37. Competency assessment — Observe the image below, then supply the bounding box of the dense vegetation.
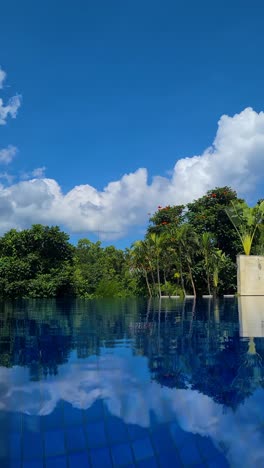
[0,186,263,298]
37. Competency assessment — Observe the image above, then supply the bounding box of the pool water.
[0,297,264,468]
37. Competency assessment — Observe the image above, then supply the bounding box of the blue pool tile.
[106,417,128,444]
[151,425,176,454]
[8,461,22,468]
[208,454,229,468]
[23,415,41,433]
[9,413,22,432]
[198,436,222,461]
[128,424,149,441]
[65,426,86,451]
[158,449,181,468]
[137,457,158,468]
[64,403,83,426]
[111,442,133,466]
[46,455,67,468]
[84,400,104,422]
[68,451,90,468]
[44,430,65,456]
[23,460,44,468]
[179,439,202,466]
[169,422,188,449]
[9,432,21,459]
[86,421,107,448]
[90,447,112,468]
[23,432,43,458]
[132,438,154,461]
[42,406,64,430]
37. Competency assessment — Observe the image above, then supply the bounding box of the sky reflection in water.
[0,297,264,467]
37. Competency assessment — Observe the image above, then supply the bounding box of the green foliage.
[148,204,185,235]
[129,186,254,297]
[73,239,135,298]
[187,186,241,261]
[225,200,264,255]
[94,278,124,297]
[160,281,184,297]
[0,186,262,299]
[0,225,74,298]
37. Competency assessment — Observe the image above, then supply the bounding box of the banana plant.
[225,201,264,255]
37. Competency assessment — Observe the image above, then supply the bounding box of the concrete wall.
[237,255,264,296]
[238,296,264,337]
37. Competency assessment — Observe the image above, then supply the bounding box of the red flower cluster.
[158,205,171,211]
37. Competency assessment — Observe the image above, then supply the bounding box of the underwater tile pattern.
[2,398,230,468]
[3,297,260,467]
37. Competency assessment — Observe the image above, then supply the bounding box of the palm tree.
[147,232,165,298]
[201,232,214,295]
[165,226,186,296]
[211,249,226,297]
[176,224,199,297]
[130,240,152,297]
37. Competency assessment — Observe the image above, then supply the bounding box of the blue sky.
[0,0,264,248]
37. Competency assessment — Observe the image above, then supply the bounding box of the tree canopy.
[0,187,262,298]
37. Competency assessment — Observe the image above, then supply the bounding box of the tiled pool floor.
[2,399,228,468]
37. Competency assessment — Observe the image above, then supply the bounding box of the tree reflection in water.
[0,297,263,412]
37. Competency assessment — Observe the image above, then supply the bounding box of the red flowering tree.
[147,204,185,235]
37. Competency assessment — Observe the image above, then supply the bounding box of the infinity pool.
[0,297,264,468]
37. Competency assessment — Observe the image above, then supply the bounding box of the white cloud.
[0,66,21,125]
[0,107,263,239]
[0,95,22,125]
[0,145,17,164]
[0,67,6,89]
[0,350,264,467]
[21,166,46,180]
[32,166,46,178]
[0,172,14,184]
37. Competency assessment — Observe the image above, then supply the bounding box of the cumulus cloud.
[0,107,263,239]
[0,67,6,89]
[0,351,264,467]
[0,95,22,125]
[0,172,14,185]
[0,66,21,125]
[0,145,17,164]
[21,166,46,180]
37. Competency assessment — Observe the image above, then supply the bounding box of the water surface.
[0,297,264,468]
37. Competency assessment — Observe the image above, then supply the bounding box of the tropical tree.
[187,187,241,260]
[176,224,199,297]
[211,249,226,297]
[147,232,166,297]
[130,240,153,297]
[225,200,264,255]
[201,232,214,295]
[0,225,75,298]
[148,204,185,235]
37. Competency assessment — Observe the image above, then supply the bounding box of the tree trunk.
[187,262,196,297]
[206,270,211,295]
[157,260,162,298]
[149,261,156,292]
[144,270,152,297]
[179,257,186,296]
